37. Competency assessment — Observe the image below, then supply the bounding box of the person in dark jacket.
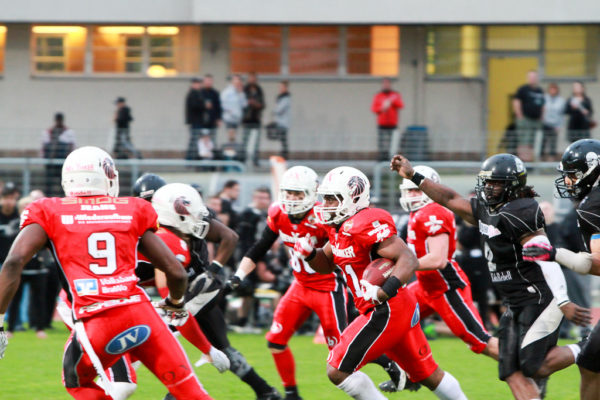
[242,72,265,166]
[565,81,594,143]
[41,113,76,196]
[113,97,140,159]
[185,78,214,160]
[200,74,222,146]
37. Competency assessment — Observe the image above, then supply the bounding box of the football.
[362,258,395,287]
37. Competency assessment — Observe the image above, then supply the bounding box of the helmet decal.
[173,197,191,215]
[103,158,116,179]
[348,176,366,198]
[586,152,598,169]
[515,158,525,173]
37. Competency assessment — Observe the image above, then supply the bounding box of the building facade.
[0,0,599,159]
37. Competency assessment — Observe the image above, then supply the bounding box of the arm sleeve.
[20,200,50,233]
[245,226,279,263]
[393,93,404,109]
[137,200,159,235]
[501,199,544,240]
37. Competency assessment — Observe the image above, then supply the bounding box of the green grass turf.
[0,325,581,399]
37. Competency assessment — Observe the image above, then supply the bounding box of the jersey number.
[484,242,496,272]
[88,232,117,275]
[345,265,364,298]
[289,248,317,274]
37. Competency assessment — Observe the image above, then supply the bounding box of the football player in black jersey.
[392,153,591,400]
[523,138,600,400]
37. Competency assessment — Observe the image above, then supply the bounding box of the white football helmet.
[279,166,318,215]
[315,166,370,225]
[399,165,441,212]
[152,183,210,239]
[62,146,119,197]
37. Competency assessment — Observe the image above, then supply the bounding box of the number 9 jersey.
[21,196,158,319]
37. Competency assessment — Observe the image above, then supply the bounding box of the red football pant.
[62,301,211,400]
[266,280,347,349]
[328,289,438,383]
[409,281,491,353]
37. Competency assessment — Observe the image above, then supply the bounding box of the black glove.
[206,261,225,288]
[224,275,242,295]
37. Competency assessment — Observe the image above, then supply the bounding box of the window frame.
[541,25,598,82]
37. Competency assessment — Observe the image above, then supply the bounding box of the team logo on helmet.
[102,158,116,179]
[347,176,365,198]
[173,197,191,215]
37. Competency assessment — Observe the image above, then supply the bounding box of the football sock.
[336,371,387,400]
[241,368,273,395]
[432,372,467,400]
[567,344,581,361]
[177,317,212,353]
[272,347,297,387]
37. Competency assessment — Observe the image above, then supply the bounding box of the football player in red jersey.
[0,147,211,400]
[294,166,468,400]
[400,165,498,359]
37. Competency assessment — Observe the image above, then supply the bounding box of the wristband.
[234,269,248,280]
[305,248,317,262]
[0,313,4,326]
[381,276,402,298]
[410,172,425,187]
[208,261,223,274]
[211,260,223,268]
[168,295,184,306]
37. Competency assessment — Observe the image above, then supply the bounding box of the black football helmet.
[555,139,600,200]
[132,173,166,201]
[475,153,527,209]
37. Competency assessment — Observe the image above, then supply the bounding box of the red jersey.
[325,207,397,314]
[21,196,157,319]
[267,202,337,291]
[407,202,467,296]
[139,227,191,268]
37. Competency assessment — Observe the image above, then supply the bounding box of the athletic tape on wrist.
[234,269,248,280]
[0,313,4,326]
[381,276,402,298]
[410,172,425,187]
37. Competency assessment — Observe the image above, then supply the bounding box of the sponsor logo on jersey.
[74,279,99,296]
[411,303,420,328]
[478,221,501,238]
[61,215,74,225]
[73,213,133,224]
[367,222,391,243]
[79,295,142,314]
[81,204,116,211]
[99,275,138,285]
[424,215,444,234]
[105,325,151,354]
[270,321,283,334]
[343,220,353,232]
[331,244,356,258]
[490,271,512,282]
[279,230,300,244]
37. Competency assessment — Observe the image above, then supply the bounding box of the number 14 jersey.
[21,196,158,319]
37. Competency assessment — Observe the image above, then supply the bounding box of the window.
[0,26,5,75]
[426,26,481,77]
[347,26,399,76]
[31,26,87,74]
[229,25,400,77]
[230,26,282,74]
[92,26,200,76]
[486,26,539,51]
[545,25,599,78]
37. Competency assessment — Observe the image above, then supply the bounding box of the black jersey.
[471,197,552,307]
[576,187,600,250]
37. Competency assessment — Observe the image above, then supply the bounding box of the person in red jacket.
[371,78,404,160]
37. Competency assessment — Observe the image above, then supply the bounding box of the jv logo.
[106,325,151,354]
[74,279,98,296]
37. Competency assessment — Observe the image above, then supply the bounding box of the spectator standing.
[199,74,222,145]
[272,81,291,159]
[242,72,265,165]
[542,83,566,160]
[0,183,21,335]
[565,81,594,143]
[41,113,76,196]
[233,187,273,329]
[513,70,545,161]
[219,179,240,230]
[221,74,248,143]
[113,97,140,159]
[185,77,214,160]
[371,78,404,161]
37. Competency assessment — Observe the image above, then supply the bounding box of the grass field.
[0,325,581,400]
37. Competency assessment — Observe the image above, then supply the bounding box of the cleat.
[256,387,282,400]
[379,361,406,392]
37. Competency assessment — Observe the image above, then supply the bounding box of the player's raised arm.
[138,230,187,300]
[391,154,475,225]
[295,239,336,274]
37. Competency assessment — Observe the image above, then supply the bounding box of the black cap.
[115,97,126,104]
[2,182,19,197]
[191,77,202,83]
[54,112,64,121]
